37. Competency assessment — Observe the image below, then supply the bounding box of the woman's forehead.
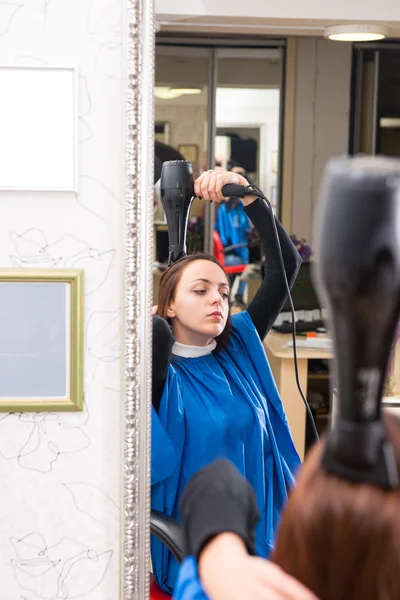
[180,260,229,285]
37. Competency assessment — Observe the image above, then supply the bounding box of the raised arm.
[245,198,301,340]
[194,169,301,342]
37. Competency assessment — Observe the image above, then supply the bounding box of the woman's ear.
[167,303,175,318]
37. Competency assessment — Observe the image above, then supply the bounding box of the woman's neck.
[172,339,217,358]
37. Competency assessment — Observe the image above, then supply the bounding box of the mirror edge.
[123,0,155,599]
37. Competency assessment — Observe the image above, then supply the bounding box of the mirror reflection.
[150,33,368,600]
[151,41,298,595]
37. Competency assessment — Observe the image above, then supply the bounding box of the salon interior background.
[156,0,400,243]
[154,38,351,245]
[1,0,400,598]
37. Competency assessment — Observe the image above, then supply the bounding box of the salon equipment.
[151,510,185,563]
[159,163,254,266]
[273,320,324,334]
[213,230,247,275]
[313,155,400,488]
[150,508,185,600]
[160,160,195,265]
[272,262,324,334]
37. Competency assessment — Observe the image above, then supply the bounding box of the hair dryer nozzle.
[314,155,400,487]
[161,160,195,265]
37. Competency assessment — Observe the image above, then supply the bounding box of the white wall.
[156,0,400,24]
[0,1,123,598]
[291,38,352,241]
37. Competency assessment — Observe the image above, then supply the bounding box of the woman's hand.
[194,170,257,206]
[199,533,318,600]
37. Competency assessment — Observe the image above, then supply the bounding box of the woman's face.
[167,260,230,346]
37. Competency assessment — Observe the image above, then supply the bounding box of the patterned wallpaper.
[0,1,124,598]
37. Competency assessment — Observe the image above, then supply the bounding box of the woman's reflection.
[151,169,301,596]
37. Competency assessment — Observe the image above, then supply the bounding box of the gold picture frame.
[0,268,84,412]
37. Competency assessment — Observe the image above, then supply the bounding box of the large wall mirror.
[149,34,296,600]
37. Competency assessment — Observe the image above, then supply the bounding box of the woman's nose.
[210,290,222,304]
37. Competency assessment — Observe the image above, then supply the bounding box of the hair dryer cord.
[249,184,319,445]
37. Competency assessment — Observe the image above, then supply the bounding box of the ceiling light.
[154,86,202,100]
[380,118,400,128]
[171,88,202,95]
[324,24,389,42]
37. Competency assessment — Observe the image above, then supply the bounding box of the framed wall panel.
[0,269,84,411]
[0,65,78,191]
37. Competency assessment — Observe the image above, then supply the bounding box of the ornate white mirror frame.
[123,0,155,598]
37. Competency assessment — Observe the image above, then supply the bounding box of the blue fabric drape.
[151,311,300,595]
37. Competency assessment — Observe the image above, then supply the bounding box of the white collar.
[172,339,217,358]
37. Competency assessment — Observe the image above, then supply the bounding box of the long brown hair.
[156,253,232,352]
[272,413,400,600]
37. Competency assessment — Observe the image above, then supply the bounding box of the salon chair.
[151,510,185,563]
[150,510,185,599]
[213,230,249,304]
[213,230,247,276]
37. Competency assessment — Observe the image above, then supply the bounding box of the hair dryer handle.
[221,183,245,198]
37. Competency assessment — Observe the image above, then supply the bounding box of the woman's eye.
[221,293,229,299]
[194,289,206,295]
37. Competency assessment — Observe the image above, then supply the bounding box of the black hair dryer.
[313,155,400,488]
[160,159,253,265]
[160,160,195,265]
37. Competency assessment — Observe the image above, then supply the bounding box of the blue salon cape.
[215,202,250,263]
[173,557,206,600]
[151,311,300,595]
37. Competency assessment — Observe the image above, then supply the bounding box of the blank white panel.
[0,66,78,191]
[0,282,70,398]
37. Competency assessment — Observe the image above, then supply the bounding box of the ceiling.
[156,15,400,38]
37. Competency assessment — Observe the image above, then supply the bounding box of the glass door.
[213,47,283,304]
[350,43,400,156]
[154,39,285,277]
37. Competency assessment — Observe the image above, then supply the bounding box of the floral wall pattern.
[0,1,124,598]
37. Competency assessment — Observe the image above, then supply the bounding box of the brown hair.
[272,413,400,600]
[156,253,232,352]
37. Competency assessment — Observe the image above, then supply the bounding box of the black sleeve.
[152,314,175,412]
[244,198,302,341]
[179,460,260,560]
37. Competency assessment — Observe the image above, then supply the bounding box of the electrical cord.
[247,184,319,444]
